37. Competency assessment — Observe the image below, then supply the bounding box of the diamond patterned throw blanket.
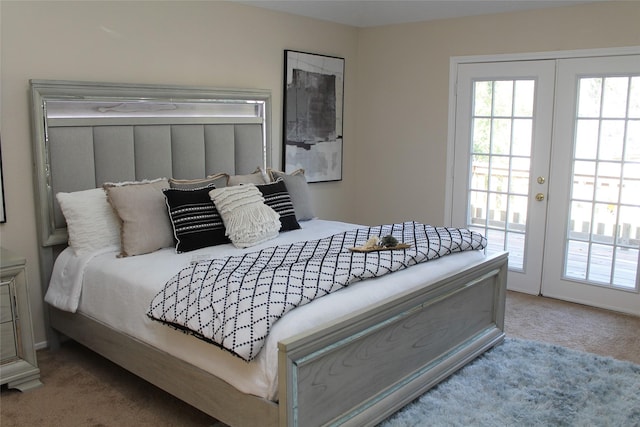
[147,222,486,361]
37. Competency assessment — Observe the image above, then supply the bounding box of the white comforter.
[46,219,486,400]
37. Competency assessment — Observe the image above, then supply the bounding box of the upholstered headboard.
[30,80,272,248]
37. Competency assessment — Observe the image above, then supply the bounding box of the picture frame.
[283,50,344,183]
[0,137,6,223]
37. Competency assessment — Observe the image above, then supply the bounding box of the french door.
[451,52,640,315]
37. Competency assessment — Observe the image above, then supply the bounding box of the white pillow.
[209,184,280,248]
[56,188,121,256]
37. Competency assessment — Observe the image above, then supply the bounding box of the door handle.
[536,193,545,201]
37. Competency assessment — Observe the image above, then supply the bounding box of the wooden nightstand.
[0,247,42,391]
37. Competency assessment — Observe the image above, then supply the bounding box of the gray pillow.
[227,168,269,186]
[269,169,315,221]
[169,173,228,189]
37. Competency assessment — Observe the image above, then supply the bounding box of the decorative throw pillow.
[163,185,229,253]
[209,184,280,248]
[268,169,315,221]
[227,167,269,186]
[169,173,228,190]
[56,188,121,256]
[104,178,174,257]
[256,181,300,232]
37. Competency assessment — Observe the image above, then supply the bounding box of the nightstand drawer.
[1,321,18,361]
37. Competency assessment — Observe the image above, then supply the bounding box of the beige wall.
[0,0,638,347]
[0,0,358,346]
[354,1,640,226]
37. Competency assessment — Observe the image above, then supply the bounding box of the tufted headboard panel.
[30,80,271,247]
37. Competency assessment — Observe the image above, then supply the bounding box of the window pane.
[512,118,532,156]
[599,120,625,161]
[594,162,621,203]
[588,243,613,283]
[493,81,513,116]
[617,206,640,247]
[514,80,534,117]
[578,78,602,118]
[569,201,592,238]
[510,157,530,195]
[613,247,638,289]
[621,162,640,205]
[602,77,629,118]
[506,232,525,270]
[575,119,599,159]
[489,156,509,192]
[471,155,489,190]
[474,81,493,116]
[593,203,616,242]
[486,228,506,254]
[488,192,507,225]
[469,191,488,225]
[625,120,640,162]
[629,77,640,118]
[572,161,596,201]
[508,195,528,230]
[565,240,589,280]
[472,118,491,154]
[492,118,511,155]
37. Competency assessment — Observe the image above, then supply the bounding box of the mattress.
[47,219,486,401]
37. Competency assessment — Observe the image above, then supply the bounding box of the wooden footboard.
[48,251,507,427]
[279,251,507,426]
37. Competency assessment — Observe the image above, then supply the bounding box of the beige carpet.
[1,291,639,426]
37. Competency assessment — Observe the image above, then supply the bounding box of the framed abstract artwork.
[283,50,344,183]
[0,137,5,223]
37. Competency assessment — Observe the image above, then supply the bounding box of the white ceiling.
[235,0,600,27]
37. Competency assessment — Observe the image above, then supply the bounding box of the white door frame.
[445,46,640,226]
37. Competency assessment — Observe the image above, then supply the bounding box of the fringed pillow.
[209,184,280,248]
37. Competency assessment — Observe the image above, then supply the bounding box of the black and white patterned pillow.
[257,180,301,232]
[163,185,229,253]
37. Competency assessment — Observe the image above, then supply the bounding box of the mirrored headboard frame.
[30,79,272,247]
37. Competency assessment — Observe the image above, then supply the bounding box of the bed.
[30,79,508,426]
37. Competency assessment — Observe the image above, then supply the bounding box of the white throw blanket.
[147,222,487,361]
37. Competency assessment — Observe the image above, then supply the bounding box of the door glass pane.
[577,78,602,117]
[468,79,535,272]
[565,240,589,280]
[602,77,628,118]
[514,80,534,116]
[564,75,640,290]
[510,158,530,195]
[493,81,513,116]
[599,120,625,160]
[625,120,640,161]
[575,119,599,159]
[489,156,509,192]
[621,162,640,204]
[569,200,592,238]
[572,161,596,200]
[474,81,493,116]
[629,77,640,118]
[472,118,491,153]
[492,119,512,154]
[512,119,532,156]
